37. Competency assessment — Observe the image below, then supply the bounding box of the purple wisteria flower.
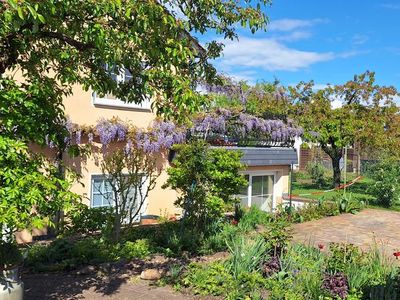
[88,132,94,144]
[95,119,128,145]
[134,120,185,154]
[75,130,82,144]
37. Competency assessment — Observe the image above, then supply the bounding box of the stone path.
[23,272,195,300]
[292,208,400,253]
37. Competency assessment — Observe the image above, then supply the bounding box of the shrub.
[119,239,152,259]
[0,242,23,269]
[238,205,271,230]
[182,262,234,296]
[367,159,400,207]
[326,243,362,273]
[287,199,339,223]
[26,237,117,272]
[182,262,267,299]
[163,141,247,231]
[262,216,292,256]
[65,204,114,235]
[306,162,326,187]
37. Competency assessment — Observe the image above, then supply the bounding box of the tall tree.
[1,0,271,124]
[0,0,271,238]
[289,72,399,187]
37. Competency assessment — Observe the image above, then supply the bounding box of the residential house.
[15,72,298,242]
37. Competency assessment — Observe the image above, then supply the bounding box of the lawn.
[292,171,376,203]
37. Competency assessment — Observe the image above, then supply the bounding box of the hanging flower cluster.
[45,117,186,154]
[192,108,303,147]
[96,118,128,145]
[133,120,186,154]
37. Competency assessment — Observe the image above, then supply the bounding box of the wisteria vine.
[192,108,303,147]
[45,108,302,152]
[45,117,186,154]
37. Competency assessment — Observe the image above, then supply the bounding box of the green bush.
[287,199,339,223]
[182,262,267,299]
[163,141,247,231]
[25,237,118,272]
[325,243,362,273]
[119,239,152,259]
[238,205,271,230]
[306,162,326,187]
[262,216,292,256]
[64,204,114,235]
[367,159,400,207]
[0,242,23,268]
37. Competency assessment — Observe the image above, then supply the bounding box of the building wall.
[245,165,290,207]
[61,85,182,216]
[14,80,292,242]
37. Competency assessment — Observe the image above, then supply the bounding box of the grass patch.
[292,173,376,203]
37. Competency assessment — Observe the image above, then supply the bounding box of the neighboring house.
[16,76,298,242]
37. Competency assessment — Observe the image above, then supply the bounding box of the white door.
[250,175,274,212]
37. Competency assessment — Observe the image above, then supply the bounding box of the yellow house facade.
[64,83,297,214]
[16,78,297,242]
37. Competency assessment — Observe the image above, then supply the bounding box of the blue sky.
[208,0,400,89]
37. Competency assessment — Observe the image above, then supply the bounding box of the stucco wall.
[14,80,292,241]
[245,165,290,207]
[61,85,183,216]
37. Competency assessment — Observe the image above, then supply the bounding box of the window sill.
[92,95,152,112]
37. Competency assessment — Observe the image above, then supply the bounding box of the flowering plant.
[192,108,302,147]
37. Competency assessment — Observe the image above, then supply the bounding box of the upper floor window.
[92,65,151,110]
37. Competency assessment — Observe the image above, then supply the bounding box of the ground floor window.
[91,175,114,208]
[237,173,275,212]
[90,175,146,221]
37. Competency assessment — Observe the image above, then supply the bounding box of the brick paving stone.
[292,208,400,256]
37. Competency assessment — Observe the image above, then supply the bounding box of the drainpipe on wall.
[289,163,293,213]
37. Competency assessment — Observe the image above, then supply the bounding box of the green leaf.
[26,4,37,19]
[7,0,17,9]
[37,14,46,24]
[17,7,24,20]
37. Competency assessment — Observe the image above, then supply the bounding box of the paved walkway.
[292,208,400,253]
[23,272,195,300]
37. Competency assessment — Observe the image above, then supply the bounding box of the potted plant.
[0,242,24,300]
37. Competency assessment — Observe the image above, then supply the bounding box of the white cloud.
[276,31,312,42]
[219,37,335,72]
[268,18,327,32]
[380,3,400,9]
[352,34,369,45]
[393,95,400,105]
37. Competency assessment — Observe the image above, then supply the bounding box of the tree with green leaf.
[163,141,247,230]
[289,71,399,187]
[0,137,78,242]
[1,0,271,122]
[0,0,270,238]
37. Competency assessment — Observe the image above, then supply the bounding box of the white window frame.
[92,66,151,111]
[89,174,148,221]
[239,171,277,212]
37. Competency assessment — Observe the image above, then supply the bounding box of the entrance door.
[251,175,274,212]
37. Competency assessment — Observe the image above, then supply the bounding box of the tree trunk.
[332,155,341,188]
[50,148,65,236]
[112,214,121,242]
[321,143,343,188]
